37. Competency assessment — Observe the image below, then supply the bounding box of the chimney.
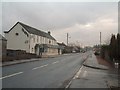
[48,31,51,35]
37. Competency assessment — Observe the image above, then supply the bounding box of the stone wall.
[4,49,39,62]
[42,48,59,57]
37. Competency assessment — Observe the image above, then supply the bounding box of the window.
[43,37,45,44]
[22,28,29,37]
[25,40,28,44]
[15,33,19,36]
[49,40,51,44]
[45,38,46,44]
[44,48,47,52]
[32,48,34,52]
[33,35,35,43]
[45,38,47,44]
[52,40,53,45]
[39,36,41,43]
[37,36,39,42]
[41,37,43,43]
[47,39,49,44]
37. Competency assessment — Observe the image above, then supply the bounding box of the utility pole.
[99,32,102,53]
[100,32,101,46]
[67,33,68,46]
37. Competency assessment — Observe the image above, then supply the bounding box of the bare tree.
[104,36,111,45]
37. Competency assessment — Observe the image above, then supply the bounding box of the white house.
[4,22,60,57]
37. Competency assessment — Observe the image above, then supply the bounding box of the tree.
[100,44,109,59]
[116,33,120,61]
[109,34,117,61]
[104,36,111,45]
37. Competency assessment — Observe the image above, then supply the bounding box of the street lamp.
[66,33,71,46]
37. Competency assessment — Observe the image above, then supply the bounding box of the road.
[2,53,89,88]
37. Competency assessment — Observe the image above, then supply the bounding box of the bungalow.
[4,22,59,57]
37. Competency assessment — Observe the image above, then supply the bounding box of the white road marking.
[0,72,23,80]
[65,65,84,88]
[32,64,48,70]
[65,80,72,88]
[82,70,87,78]
[73,65,84,79]
[52,61,59,64]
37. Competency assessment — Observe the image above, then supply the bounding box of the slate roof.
[37,44,59,49]
[57,42,66,47]
[4,22,56,41]
[57,42,66,49]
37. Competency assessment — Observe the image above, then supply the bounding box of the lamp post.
[66,33,71,46]
[99,32,102,54]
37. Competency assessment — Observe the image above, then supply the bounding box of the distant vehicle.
[94,51,100,55]
[80,50,85,53]
[72,51,76,53]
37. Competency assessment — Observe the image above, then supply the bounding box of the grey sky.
[2,2,118,46]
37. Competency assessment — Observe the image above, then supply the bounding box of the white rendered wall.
[5,23,30,52]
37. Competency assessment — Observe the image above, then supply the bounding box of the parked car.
[94,51,100,55]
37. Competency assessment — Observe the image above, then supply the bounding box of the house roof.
[0,34,7,41]
[4,22,56,41]
[57,42,66,49]
[57,42,66,47]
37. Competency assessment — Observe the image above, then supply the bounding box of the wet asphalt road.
[2,53,89,88]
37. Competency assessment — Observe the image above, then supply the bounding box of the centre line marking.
[0,72,23,80]
[52,61,59,64]
[32,64,48,70]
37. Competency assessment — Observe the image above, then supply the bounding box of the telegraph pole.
[67,33,68,46]
[100,32,101,46]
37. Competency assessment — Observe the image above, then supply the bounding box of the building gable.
[4,22,19,33]
[4,22,30,52]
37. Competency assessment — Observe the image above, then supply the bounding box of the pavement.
[69,53,119,89]
[0,58,41,67]
[83,54,109,70]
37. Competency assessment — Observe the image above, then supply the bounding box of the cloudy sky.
[2,1,118,46]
